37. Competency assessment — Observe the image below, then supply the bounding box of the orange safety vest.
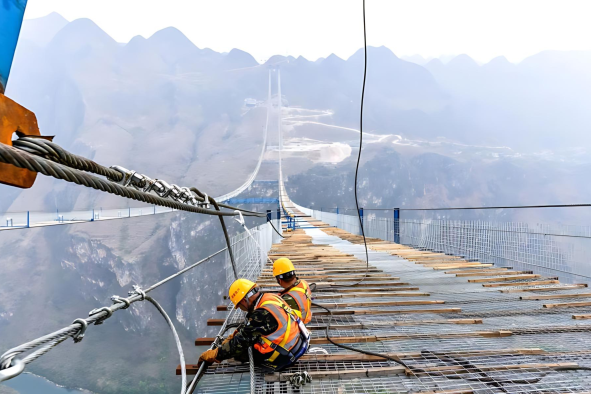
[281,279,312,324]
[253,293,301,363]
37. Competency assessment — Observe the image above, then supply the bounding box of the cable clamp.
[88,307,113,325]
[214,335,225,348]
[129,285,146,301]
[140,175,157,193]
[111,295,131,309]
[169,184,183,201]
[153,179,172,198]
[71,318,88,343]
[179,187,193,204]
[108,165,135,187]
[199,193,210,209]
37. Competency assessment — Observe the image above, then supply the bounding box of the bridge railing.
[0,206,178,230]
[294,203,591,284]
[225,218,282,288]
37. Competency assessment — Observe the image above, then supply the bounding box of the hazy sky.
[24,0,591,63]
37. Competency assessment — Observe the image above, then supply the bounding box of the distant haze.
[24,0,591,63]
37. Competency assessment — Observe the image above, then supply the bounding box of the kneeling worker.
[273,258,313,324]
[198,278,309,371]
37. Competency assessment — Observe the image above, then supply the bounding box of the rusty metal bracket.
[0,94,41,188]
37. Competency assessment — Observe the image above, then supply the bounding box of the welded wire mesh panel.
[225,220,281,288]
[398,219,591,283]
[296,202,591,283]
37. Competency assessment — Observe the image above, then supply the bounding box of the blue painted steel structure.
[393,208,400,244]
[0,0,27,93]
[225,197,279,205]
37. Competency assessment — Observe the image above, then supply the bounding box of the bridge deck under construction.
[190,209,591,393]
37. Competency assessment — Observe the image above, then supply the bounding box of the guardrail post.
[26,211,30,228]
[154,205,156,215]
[394,208,400,244]
[129,207,131,218]
[91,209,95,222]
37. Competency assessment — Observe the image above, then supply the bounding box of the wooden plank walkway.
[187,208,591,393]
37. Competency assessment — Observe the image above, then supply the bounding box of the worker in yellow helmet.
[273,258,313,324]
[198,278,309,371]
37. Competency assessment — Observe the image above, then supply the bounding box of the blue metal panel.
[225,197,279,204]
[0,0,27,93]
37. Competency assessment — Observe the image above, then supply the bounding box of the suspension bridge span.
[3,6,591,394]
[0,68,276,232]
[3,62,591,394]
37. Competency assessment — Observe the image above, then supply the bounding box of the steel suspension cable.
[0,142,264,218]
[8,136,263,216]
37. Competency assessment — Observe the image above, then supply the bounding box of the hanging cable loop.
[0,359,25,383]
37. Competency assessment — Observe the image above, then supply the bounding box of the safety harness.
[282,279,312,324]
[254,294,310,365]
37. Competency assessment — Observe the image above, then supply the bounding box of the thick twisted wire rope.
[12,136,262,216]
[13,136,124,180]
[0,143,263,218]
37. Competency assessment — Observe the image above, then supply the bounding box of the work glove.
[222,329,238,345]
[198,348,220,365]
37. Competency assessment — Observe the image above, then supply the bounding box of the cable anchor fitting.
[88,307,113,325]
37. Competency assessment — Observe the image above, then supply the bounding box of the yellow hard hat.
[228,278,257,306]
[273,258,296,277]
